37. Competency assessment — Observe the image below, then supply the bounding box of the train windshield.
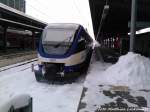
[42,28,75,55]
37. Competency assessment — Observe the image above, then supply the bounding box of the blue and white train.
[34,23,93,81]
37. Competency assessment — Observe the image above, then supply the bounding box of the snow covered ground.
[79,52,150,112]
[1,52,150,112]
[0,61,84,112]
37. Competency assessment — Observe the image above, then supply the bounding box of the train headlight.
[60,72,65,77]
[57,71,65,77]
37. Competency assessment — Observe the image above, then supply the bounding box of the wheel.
[8,106,14,112]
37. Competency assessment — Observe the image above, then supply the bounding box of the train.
[33,23,94,82]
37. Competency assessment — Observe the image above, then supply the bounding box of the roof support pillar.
[130,0,137,52]
[31,31,36,50]
[2,26,8,52]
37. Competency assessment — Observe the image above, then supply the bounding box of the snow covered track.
[0,61,84,112]
[0,58,38,72]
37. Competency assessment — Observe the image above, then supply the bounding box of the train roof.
[46,23,80,30]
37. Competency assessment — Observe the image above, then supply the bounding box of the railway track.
[0,50,37,68]
[0,58,37,72]
[0,51,36,60]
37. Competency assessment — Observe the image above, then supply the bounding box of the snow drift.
[103,52,150,89]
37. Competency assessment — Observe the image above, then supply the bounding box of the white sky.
[26,0,95,38]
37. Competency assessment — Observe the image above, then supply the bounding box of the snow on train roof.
[0,3,46,25]
[46,23,80,30]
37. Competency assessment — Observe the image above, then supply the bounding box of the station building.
[0,0,46,53]
[0,0,25,12]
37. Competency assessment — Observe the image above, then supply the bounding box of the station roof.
[89,0,150,36]
[0,3,47,31]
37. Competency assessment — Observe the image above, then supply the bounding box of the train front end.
[34,24,84,82]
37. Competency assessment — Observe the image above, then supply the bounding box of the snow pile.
[81,55,150,112]
[0,94,31,112]
[103,52,150,89]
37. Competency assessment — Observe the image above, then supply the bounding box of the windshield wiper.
[54,36,73,48]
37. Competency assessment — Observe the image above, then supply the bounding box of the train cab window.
[42,28,75,55]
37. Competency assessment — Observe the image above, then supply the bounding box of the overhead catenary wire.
[29,0,90,27]
[31,0,62,22]
[27,4,56,22]
[32,0,86,24]
[26,2,57,22]
[72,0,89,26]
[32,0,50,9]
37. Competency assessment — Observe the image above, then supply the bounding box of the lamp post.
[130,0,137,52]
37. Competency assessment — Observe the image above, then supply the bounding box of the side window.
[75,30,86,52]
[80,29,93,48]
[76,36,86,51]
[78,36,85,43]
[78,29,87,45]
